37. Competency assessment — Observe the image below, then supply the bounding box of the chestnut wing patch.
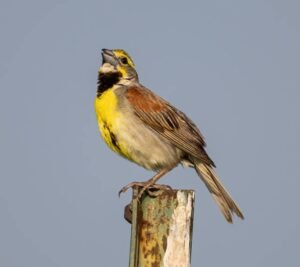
[126,86,215,166]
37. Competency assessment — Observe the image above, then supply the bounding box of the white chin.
[99,63,116,73]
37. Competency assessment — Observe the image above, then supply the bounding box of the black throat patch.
[97,72,121,96]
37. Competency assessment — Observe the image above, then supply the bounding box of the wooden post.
[129,188,195,267]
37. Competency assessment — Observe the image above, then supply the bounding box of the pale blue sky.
[1,1,300,266]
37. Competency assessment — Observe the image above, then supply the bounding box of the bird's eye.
[120,57,128,64]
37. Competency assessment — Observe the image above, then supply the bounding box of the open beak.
[102,49,118,66]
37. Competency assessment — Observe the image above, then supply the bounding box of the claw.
[146,184,173,197]
[137,184,172,199]
[118,181,172,200]
[118,182,147,197]
[118,187,128,197]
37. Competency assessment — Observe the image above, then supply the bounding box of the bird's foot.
[118,182,147,196]
[118,181,172,199]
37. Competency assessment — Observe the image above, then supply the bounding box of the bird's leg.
[136,168,173,199]
[118,165,177,199]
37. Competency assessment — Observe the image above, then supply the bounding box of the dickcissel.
[95,49,244,222]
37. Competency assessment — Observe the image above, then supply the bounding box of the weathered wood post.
[128,188,195,267]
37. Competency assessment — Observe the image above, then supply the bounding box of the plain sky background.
[0,0,299,266]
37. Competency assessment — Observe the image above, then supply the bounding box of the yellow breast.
[94,89,131,159]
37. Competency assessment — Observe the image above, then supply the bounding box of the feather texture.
[193,159,244,222]
[126,86,215,166]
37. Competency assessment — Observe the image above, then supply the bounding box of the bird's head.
[99,49,138,82]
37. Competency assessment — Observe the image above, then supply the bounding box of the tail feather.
[193,159,244,223]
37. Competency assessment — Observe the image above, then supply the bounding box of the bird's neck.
[97,72,139,96]
[97,72,121,96]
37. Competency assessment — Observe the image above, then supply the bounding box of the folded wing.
[126,86,215,166]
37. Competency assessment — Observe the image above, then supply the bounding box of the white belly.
[116,115,181,170]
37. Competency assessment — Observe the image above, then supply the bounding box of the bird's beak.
[102,49,118,66]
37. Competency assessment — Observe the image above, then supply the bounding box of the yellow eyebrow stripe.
[113,49,135,68]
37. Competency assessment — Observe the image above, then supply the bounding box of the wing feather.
[126,86,215,166]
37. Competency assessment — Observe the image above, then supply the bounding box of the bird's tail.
[193,159,244,223]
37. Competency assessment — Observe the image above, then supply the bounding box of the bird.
[94,48,244,223]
